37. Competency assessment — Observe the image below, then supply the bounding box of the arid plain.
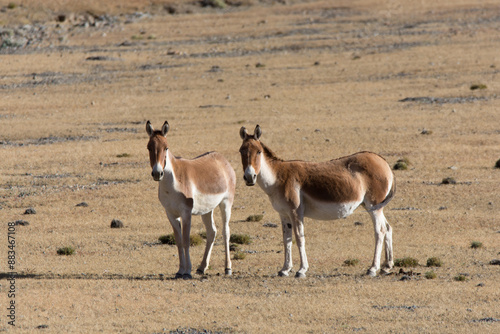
[1,0,499,332]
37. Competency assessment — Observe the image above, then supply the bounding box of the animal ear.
[146,120,154,137]
[239,126,248,140]
[161,121,169,137]
[254,124,262,140]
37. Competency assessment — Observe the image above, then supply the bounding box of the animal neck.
[256,142,279,192]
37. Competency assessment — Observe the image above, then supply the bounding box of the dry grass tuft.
[395,257,419,268]
[246,214,264,222]
[343,258,360,266]
[470,241,483,249]
[56,247,75,256]
[425,271,437,279]
[426,257,443,267]
[230,234,252,245]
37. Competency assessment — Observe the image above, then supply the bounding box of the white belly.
[192,190,225,216]
[303,194,362,220]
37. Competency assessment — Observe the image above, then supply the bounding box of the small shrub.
[233,251,246,260]
[426,257,443,267]
[394,257,419,268]
[470,84,487,90]
[470,241,483,249]
[246,214,263,222]
[393,158,410,170]
[158,234,176,245]
[425,271,437,279]
[158,234,204,246]
[454,274,467,282]
[343,258,360,266]
[229,243,240,252]
[116,153,131,158]
[7,3,17,9]
[57,247,75,256]
[441,177,456,185]
[189,234,204,246]
[230,234,251,245]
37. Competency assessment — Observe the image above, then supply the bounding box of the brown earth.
[1,0,499,333]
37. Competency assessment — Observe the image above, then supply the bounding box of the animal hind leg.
[381,213,393,274]
[219,199,232,275]
[197,211,216,275]
[367,208,387,277]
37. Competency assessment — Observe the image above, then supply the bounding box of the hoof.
[278,271,289,277]
[196,269,204,275]
[366,269,377,277]
[380,268,392,276]
[225,268,232,276]
[295,272,306,279]
[182,273,193,280]
[174,273,183,279]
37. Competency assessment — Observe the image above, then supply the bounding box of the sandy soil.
[1,0,499,332]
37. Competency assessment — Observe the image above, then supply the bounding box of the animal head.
[146,120,169,181]
[239,125,263,186]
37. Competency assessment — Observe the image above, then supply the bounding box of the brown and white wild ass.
[146,121,236,279]
[239,125,395,278]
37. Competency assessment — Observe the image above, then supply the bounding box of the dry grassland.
[1,0,499,333]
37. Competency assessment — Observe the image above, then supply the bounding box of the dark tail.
[369,176,396,212]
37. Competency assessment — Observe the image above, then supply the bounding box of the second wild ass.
[239,125,395,278]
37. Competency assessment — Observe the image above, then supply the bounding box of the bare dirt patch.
[1,0,499,333]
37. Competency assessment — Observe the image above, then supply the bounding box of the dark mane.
[260,141,283,162]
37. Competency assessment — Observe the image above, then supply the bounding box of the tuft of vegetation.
[255,62,266,68]
[159,234,175,245]
[425,271,437,279]
[229,243,240,252]
[233,251,246,260]
[393,157,410,170]
[470,241,483,249]
[110,219,124,228]
[470,84,487,90]
[246,214,263,222]
[189,234,204,246]
[441,177,456,185]
[7,3,17,9]
[426,257,443,267]
[343,258,360,266]
[199,231,207,239]
[201,0,227,8]
[454,274,467,282]
[57,247,75,256]
[395,257,419,268]
[495,159,500,169]
[158,233,204,246]
[230,233,252,245]
[116,153,131,158]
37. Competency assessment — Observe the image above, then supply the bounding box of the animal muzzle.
[151,163,164,181]
[243,166,257,186]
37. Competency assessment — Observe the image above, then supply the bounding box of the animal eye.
[257,151,262,154]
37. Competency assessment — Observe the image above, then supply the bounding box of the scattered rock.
[354,221,364,226]
[110,219,124,228]
[470,84,487,90]
[441,177,456,185]
[24,207,36,215]
[489,259,500,265]
[76,202,89,207]
[13,220,29,226]
[263,223,278,228]
[207,65,222,72]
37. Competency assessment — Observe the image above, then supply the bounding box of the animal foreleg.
[197,211,217,275]
[278,214,293,277]
[181,214,193,279]
[167,214,185,279]
[292,216,309,278]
